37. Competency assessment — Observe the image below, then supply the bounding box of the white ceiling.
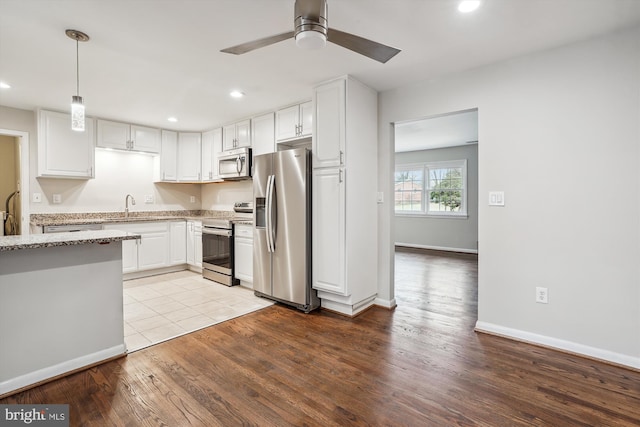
[1,0,639,132]
[395,109,478,152]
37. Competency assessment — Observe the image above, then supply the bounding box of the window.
[395,160,467,217]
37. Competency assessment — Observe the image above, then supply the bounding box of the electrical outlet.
[52,194,62,204]
[32,192,42,203]
[190,196,196,203]
[144,194,154,204]
[536,287,548,304]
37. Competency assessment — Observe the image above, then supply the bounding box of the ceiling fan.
[220,0,401,64]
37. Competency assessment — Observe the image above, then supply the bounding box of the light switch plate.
[377,192,384,204]
[489,191,505,206]
[144,194,154,204]
[190,196,196,203]
[52,194,62,204]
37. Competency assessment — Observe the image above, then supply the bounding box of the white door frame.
[0,128,30,235]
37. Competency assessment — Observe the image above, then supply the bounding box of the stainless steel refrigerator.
[253,148,319,313]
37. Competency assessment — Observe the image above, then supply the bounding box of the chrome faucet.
[125,194,136,217]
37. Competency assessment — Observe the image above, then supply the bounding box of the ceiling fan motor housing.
[295,0,328,41]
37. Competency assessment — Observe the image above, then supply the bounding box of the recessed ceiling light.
[167,117,178,123]
[458,0,481,13]
[230,90,245,98]
[0,82,10,89]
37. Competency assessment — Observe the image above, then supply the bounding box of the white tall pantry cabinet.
[311,76,378,316]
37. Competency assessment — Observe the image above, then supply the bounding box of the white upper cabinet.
[159,130,178,181]
[201,128,223,182]
[251,112,275,156]
[276,101,312,142]
[223,119,251,151]
[177,132,201,181]
[312,81,346,169]
[96,119,160,154]
[37,109,95,179]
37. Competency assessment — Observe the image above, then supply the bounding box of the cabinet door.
[201,128,222,181]
[177,132,201,181]
[186,221,196,265]
[37,110,95,179]
[251,112,275,156]
[138,231,169,270]
[234,237,253,284]
[194,226,203,268]
[160,130,178,181]
[122,239,138,273]
[97,119,130,150]
[313,79,346,168]
[275,105,299,141]
[131,125,160,153]
[235,120,251,148]
[312,167,347,295]
[170,221,187,265]
[299,101,313,138]
[222,123,236,151]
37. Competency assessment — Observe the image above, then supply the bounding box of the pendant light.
[65,29,90,132]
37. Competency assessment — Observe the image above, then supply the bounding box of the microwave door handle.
[236,156,243,175]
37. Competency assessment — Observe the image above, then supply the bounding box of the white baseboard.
[475,321,640,370]
[319,294,377,317]
[0,344,126,396]
[374,297,397,309]
[395,242,478,254]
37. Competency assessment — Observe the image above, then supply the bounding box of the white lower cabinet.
[187,220,202,269]
[170,221,187,265]
[234,224,253,286]
[104,222,170,273]
[312,168,346,295]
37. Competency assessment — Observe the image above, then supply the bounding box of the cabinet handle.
[339,151,344,165]
[209,171,212,179]
[339,169,343,183]
[198,172,201,181]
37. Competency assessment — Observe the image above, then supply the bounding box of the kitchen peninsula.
[0,230,140,397]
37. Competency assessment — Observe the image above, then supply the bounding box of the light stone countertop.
[30,210,253,227]
[0,230,141,252]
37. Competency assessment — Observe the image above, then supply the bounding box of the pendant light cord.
[76,38,80,97]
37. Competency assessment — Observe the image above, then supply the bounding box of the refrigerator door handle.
[267,174,277,252]
[265,174,275,253]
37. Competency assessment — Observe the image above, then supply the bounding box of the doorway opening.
[0,129,29,236]
[392,109,478,319]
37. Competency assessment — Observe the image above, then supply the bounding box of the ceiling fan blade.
[221,31,295,55]
[327,28,400,63]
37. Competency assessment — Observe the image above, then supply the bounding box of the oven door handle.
[202,228,232,237]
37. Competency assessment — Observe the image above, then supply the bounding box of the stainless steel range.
[201,218,238,286]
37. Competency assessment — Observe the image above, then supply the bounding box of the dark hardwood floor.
[3,248,639,426]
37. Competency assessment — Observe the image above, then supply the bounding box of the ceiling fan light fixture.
[458,0,481,13]
[295,30,327,49]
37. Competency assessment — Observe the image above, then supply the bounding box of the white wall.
[378,27,640,367]
[34,149,200,213]
[201,179,252,211]
[0,106,201,214]
[395,144,478,252]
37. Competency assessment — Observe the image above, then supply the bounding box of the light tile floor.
[123,271,273,352]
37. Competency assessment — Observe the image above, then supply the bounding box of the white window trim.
[395,159,468,218]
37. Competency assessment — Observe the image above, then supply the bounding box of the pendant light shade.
[66,29,90,132]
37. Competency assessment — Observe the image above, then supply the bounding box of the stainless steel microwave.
[218,147,252,180]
